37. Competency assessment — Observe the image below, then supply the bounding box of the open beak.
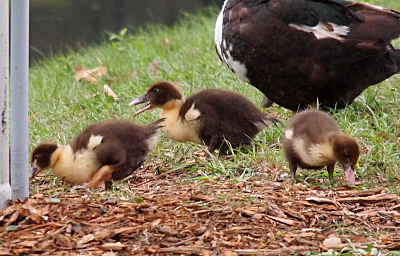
[129,94,152,116]
[343,165,355,185]
[29,166,41,181]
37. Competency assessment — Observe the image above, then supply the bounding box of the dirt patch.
[1,167,400,255]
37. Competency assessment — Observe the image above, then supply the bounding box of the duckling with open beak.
[130,81,277,154]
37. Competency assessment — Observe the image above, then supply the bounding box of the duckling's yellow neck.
[51,145,101,185]
[159,99,203,144]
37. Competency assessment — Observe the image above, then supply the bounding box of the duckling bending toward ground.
[129,81,277,154]
[282,109,360,185]
[30,119,164,189]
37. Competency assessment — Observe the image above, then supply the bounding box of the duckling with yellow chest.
[283,109,360,185]
[30,119,164,189]
[130,81,277,154]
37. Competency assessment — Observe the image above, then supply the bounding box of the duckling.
[129,81,277,154]
[282,109,360,185]
[30,119,164,189]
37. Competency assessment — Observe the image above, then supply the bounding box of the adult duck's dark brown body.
[215,0,400,110]
[130,81,277,153]
[282,109,360,184]
[30,119,163,189]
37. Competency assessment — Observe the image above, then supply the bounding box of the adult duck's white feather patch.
[87,135,103,150]
[224,48,250,83]
[289,22,350,40]
[184,103,201,121]
[214,0,250,83]
[214,0,228,59]
[285,129,294,140]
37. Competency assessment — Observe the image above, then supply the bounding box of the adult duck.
[215,0,400,110]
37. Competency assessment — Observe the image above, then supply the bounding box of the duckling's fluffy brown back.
[71,119,163,180]
[180,88,276,151]
[284,109,341,149]
[30,119,164,188]
[131,81,277,153]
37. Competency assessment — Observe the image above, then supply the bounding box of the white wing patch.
[285,129,294,140]
[214,1,226,59]
[184,103,201,121]
[87,135,103,150]
[223,46,250,83]
[289,22,350,40]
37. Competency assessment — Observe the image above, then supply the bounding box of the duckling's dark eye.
[344,153,350,158]
[33,154,39,160]
[153,88,159,93]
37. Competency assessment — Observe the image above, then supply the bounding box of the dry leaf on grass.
[164,38,171,50]
[149,60,163,75]
[103,85,118,100]
[75,58,107,84]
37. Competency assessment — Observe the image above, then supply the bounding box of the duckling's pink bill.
[344,166,355,185]
[131,103,152,116]
[129,96,152,116]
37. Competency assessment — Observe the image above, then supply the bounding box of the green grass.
[29,3,400,195]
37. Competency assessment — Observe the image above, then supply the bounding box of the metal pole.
[10,0,30,199]
[0,0,12,209]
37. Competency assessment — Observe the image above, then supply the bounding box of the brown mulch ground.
[1,166,400,256]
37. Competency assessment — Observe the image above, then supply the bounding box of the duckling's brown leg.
[288,162,298,184]
[88,165,114,189]
[327,163,335,183]
[104,180,113,190]
[207,135,220,156]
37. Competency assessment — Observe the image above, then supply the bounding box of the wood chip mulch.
[1,170,400,256]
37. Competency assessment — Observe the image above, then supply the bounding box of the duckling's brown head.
[129,81,183,115]
[330,133,361,185]
[29,143,58,181]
